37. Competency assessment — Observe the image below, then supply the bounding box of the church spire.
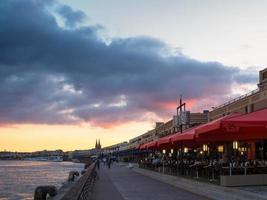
[95,139,98,149]
[98,139,101,149]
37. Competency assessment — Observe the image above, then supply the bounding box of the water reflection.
[0,161,84,200]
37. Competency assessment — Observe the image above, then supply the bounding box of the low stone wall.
[60,162,96,200]
[220,174,267,186]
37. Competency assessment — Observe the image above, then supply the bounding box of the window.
[250,104,254,112]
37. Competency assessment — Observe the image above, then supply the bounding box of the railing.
[139,161,267,184]
[212,88,260,110]
[60,162,97,200]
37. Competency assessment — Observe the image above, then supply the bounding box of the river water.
[0,160,84,200]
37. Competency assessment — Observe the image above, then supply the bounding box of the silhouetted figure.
[103,157,107,166]
[96,159,100,170]
[107,158,111,169]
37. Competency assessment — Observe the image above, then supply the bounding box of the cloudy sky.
[0,0,264,151]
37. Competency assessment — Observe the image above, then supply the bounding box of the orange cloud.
[155,98,197,111]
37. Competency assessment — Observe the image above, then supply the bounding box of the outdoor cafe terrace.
[137,108,267,186]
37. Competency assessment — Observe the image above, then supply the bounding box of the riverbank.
[0,160,84,200]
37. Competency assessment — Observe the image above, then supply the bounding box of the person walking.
[103,157,107,166]
[96,158,100,170]
[107,157,111,169]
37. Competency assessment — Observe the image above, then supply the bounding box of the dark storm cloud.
[233,70,258,84]
[56,5,86,27]
[0,0,256,127]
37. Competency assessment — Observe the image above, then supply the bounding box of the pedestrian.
[107,158,111,169]
[103,157,107,166]
[96,158,100,170]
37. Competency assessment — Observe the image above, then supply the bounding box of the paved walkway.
[133,166,267,200]
[91,163,208,200]
[91,164,124,200]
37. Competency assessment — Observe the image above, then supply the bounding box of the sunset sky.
[0,0,265,151]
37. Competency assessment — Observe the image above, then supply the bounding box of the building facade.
[210,68,267,120]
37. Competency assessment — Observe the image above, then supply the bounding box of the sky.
[0,0,265,152]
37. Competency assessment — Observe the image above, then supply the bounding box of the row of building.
[101,112,209,155]
[101,68,267,155]
[0,149,64,159]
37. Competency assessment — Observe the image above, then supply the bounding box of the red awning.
[195,113,241,135]
[170,124,207,145]
[222,108,267,128]
[157,126,201,148]
[139,140,158,150]
[146,140,158,149]
[196,109,267,142]
[139,143,147,150]
[171,129,195,143]
[157,135,173,148]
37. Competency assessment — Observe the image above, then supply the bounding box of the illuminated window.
[233,141,239,149]
[203,144,208,152]
[218,145,224,153]
[243,147,247,151]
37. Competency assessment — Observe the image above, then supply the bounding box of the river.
[0,160,84,200]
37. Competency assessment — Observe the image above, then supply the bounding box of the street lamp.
[233,141,239,150]
[203,144,208,152]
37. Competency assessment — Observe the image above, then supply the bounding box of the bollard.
[34,185,57,200]
[68,171,79,182]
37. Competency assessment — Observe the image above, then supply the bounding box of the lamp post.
[260,141,264,161]
[162,149,166,174]
[180,142,185,175]
[176,95,186,134]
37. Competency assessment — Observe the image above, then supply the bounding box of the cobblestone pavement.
[92,163,209,200]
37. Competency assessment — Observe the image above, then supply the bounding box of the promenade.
[91,163,267,200]
[92,163,208,200]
